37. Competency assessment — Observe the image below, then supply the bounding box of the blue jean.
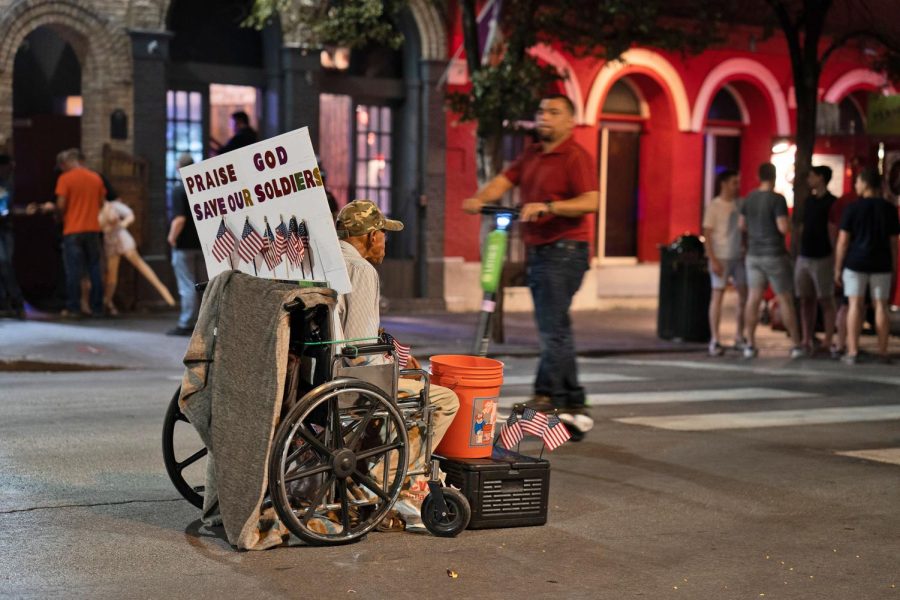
[63,233,103,314]
[0,225,23,309]
[171,248,203,328]
[527,240,589,408]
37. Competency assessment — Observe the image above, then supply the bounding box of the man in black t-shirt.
[166,154,203,336]
[215,111,258,156]
[834,168,900,363]
[795,165,838,356]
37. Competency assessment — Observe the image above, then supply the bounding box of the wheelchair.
[162,293,471,545]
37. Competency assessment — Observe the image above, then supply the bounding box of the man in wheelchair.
[334,199,460,530]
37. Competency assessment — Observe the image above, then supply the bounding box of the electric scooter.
[471,205,520,357]
[471,205,591,441]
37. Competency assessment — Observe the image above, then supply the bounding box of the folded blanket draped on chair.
[178,270,336,550]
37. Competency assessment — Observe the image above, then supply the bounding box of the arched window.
[707,88,742,123]
[603,80,642,115]
[838,97,864,135]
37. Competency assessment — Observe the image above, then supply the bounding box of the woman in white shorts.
[833,168,900,364]
[99,199,175,315]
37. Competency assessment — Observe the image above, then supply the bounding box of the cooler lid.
[436,447,549,471]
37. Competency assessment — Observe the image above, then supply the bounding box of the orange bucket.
[430,355,504,459]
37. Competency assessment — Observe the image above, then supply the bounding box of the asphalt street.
[1,316,899,599]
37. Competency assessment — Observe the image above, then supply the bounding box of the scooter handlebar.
[479,205,520,217]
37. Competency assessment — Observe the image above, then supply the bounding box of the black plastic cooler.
[436,446,549,529]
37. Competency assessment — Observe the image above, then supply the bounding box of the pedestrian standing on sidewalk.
[739,162,804,359]
[795,165,838,357]
[462,94,598,438]
[833,168,899,364]
[166,154,204,336]
[702,169,747,356]
[54,148,106,318]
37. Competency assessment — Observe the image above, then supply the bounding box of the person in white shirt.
[702,169,747,356]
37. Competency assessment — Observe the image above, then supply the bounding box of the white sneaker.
[789,346,806,360]
[558,411,595,434]
[742,345,758,359]
[708,341,725,357]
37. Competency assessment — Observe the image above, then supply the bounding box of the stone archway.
[0,0,133,165]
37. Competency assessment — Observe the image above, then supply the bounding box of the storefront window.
[354,104,392,213]
[166,89,203,210]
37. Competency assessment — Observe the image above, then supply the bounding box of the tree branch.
[820,28,899,67]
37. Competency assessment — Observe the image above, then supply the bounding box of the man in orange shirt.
[54,148,105,317]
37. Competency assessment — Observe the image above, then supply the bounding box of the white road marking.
[582,357,900,387]
[835,447,900,466]
[501,372,645,386]
[499,387,814,408]
[615,405,900,431]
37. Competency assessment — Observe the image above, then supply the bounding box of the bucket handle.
[433,374,503,389]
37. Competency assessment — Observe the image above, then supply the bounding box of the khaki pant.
[370,379,459,493]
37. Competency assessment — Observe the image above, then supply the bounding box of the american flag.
[283,219,300,266]
[262,221,282,270]
[211,219,236,263]
[275,220,289,259]
[238,218,265,264]
[499,412,524,449]
[380,330,411,369]
[541,413,571,451]
[519,407,549,437]
[288,216,305,264]
[298,219,310,252]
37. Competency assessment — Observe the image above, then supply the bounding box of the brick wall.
[0,0,143,167]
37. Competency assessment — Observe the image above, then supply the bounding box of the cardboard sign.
[178,127,350,294]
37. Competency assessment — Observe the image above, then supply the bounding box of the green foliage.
[447,54,561,138]
[450,0,725,136]
[245,0,406,49]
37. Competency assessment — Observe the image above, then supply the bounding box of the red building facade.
[441,15,896,309]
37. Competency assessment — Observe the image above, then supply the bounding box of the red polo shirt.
[502,135,596,246]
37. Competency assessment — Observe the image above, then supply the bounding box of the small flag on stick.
[211,218,236,264]
[298,219,310,253]
[238,217,265,264]
[519,407,549,438]
[499,412,524,449]
[274,220,288,257]
[283,218,300,267]
[380,331,411,369]
[262,220,283,270]
[541,413,571,451]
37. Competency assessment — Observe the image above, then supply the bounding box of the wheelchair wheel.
[421,487,470,537]
[269,378,409,546]
[162,386,207,509]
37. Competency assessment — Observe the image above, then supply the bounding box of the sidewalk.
[6,303,898,370]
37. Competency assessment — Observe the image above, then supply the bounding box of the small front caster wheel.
[421,487,471,537]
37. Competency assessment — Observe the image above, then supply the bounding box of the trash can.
[657,234,711,342]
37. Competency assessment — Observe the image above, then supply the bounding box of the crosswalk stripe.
[501,373,645,386]
[835,448,900,466]
[499,387,814,408]
[582,357,900,387]
[615,405,900,431]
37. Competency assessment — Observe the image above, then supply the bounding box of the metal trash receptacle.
[657,234,711,342]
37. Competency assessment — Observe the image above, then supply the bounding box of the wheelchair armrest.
[399,368,429,381]
[340,343,394,358]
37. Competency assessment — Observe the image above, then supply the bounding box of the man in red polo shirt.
[463,94,598,438]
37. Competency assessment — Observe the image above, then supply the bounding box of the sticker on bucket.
[470,397,498,447]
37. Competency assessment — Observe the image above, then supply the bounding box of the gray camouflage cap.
[336,199,404,237]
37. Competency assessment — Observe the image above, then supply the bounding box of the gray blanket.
[178,271,336,550]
